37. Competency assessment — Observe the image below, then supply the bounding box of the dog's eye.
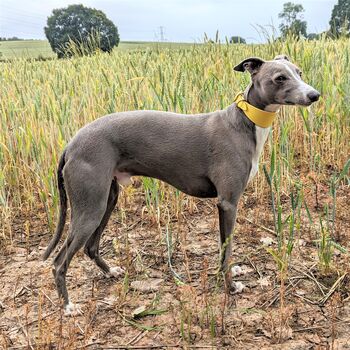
[275,75,287,83]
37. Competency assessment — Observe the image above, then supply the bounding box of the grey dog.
[43,55,320,315]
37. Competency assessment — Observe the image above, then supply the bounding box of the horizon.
[0,0,337,44]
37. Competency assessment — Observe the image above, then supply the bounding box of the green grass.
[0,40,197,59]
[0,40,54,59]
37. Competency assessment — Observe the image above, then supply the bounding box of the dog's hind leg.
[52,168,111,315]
[84,178,124,277]
[53,212,105,314]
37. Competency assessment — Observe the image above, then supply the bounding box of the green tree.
[229,36,246,44]
[329,0,350,37]
[279,2,307,38]
[45,4,119,58]
[307,33,319,40]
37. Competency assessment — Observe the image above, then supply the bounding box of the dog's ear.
[274,54,290,61]
[233,57,265,74]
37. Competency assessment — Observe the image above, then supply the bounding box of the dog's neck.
[244,83,280,113]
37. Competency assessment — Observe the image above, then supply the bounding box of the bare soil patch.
[1,183,349,349]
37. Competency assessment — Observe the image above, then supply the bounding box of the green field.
[0,39,197,58]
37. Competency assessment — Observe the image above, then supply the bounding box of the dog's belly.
[178,177,217,198]
[114,171,217,198]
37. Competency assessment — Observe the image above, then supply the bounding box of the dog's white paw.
[231,265,244,277]
[106,266,125,278]
[64,302,82,317]
[231,281,245,294]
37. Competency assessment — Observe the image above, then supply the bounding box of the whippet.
[43,55,320,315]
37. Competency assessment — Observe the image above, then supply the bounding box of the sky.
[0,0,337,43]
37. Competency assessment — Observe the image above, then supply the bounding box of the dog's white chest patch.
[248,126,270,182]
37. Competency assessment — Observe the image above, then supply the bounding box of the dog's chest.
[248,126,270,182]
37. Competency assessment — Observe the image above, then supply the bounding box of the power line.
[0,4,49,19]
[0,16,45,27]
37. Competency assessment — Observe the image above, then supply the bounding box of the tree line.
[278,0,349,40]
[0,36,27,41]
[231,0,349,44]
[1,0,349,57]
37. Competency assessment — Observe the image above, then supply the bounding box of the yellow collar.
[233,92,277,128]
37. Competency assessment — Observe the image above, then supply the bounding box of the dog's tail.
[43,149,68,260]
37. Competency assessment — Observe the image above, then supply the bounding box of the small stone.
[257,276,271,288]
[231,265,243,277]
[232,281,245,294]
[131,305,147,318]
[130,278,164,292]
[260,237,275,246]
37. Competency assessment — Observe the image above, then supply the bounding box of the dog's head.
[234,55,320,107]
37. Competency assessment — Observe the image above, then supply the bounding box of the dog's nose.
[307,91,320,102]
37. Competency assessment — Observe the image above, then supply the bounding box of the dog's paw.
[231,265,244,277]
[64,302,82,317]
[231,281,246,294]
[106,266,125,278]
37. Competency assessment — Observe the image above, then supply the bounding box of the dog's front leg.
[217,197,239,291]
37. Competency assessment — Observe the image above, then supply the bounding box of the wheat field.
[0,38,349,348]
